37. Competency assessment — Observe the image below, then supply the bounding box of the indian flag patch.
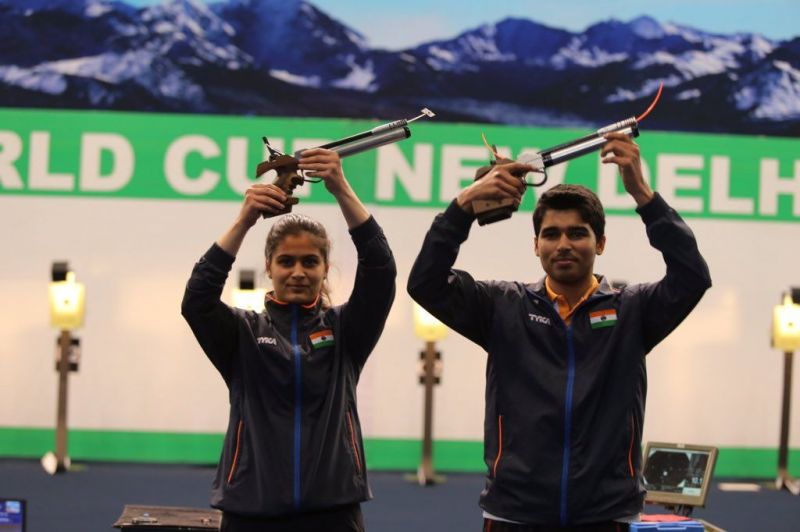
[589,309,618,329]
[310,329,334,349]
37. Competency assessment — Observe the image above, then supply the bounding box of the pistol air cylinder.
[540,117,639,168]
[304,126,411,158]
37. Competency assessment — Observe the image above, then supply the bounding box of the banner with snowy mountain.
[0,0,798,136]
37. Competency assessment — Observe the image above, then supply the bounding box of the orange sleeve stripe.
[627,415,635,477]
[226,420,243,484]
[492,415,503,477]
[346,411,363,473]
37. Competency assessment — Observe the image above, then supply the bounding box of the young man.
[407,133,711,531]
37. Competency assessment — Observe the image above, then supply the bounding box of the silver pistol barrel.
[541,117,639,168]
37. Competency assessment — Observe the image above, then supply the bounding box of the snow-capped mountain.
[0,0,797,135]
[734,59,800,121]
[409,19,573,70]
[213,0,371,86]
[0,0,257,110]
[142,0,250,69]
[0,0,140,67]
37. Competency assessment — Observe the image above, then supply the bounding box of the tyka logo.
[529,313,551,326]
[257,337,277,345]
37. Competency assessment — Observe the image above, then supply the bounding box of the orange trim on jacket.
[628,415,635,477]
[346,411,363,473]
[227,420,243,484]
[492,415,503,477]
[265,292,320,309]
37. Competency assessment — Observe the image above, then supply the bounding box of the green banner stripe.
[1,108,799,222]
[0,427,224,464]
[1,427,797,478]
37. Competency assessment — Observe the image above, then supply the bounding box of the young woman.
[182,149,396,532]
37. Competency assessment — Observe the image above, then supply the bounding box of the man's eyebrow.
[541,225,589,231]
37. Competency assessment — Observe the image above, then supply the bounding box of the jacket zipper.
[529,290,613,526]
[291,304,302,510]
[527,290,574,525]
[492,415,504,477]
[226,419,243,484]
[346,410,363,474]
[560,325,576,526]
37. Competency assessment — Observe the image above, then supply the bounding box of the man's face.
[266,232,328,305]
[534,209,605,287]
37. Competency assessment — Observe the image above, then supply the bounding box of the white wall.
[1,194,798,450]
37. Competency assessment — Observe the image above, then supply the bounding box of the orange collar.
[545,276,599,324]
[265,292,319,310]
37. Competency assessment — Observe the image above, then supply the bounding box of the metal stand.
[776,350,799,494]
[42,329,72,474]
[416,341,444,485]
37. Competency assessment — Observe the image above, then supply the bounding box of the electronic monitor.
[642,442,718,508]
[0,498,26,532]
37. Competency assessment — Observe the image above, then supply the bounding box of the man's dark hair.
[532,184,605,239]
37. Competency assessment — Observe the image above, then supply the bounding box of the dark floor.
[1,459,798,531]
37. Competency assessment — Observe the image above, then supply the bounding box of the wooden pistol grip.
[262,198,298,218]
[256,154,302,218]
[472,198,518,225]
[470,158,522,225]
[262,171,302,218]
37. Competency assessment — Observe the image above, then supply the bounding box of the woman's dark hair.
[532,184,605,239]
[265,213,332,308]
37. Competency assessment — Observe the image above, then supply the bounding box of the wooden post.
[417,341,444,485]
[776,350,799,494]
[54,329,71,473]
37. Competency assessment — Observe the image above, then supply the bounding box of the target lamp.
[48,262,85,331]
[773,292,800,351]
[413,303,449,342]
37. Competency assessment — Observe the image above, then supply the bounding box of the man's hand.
[238,184,288,227]
[601,132,654,207]
[456,161,531,215]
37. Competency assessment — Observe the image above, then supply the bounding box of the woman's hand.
[297,148,348,197]
[298,148,370,228]
[217,183,287,256]
[237,184,288,228]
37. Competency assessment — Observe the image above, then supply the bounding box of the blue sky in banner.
[128,0,798,47]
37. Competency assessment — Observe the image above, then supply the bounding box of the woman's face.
[266,232,328,305]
